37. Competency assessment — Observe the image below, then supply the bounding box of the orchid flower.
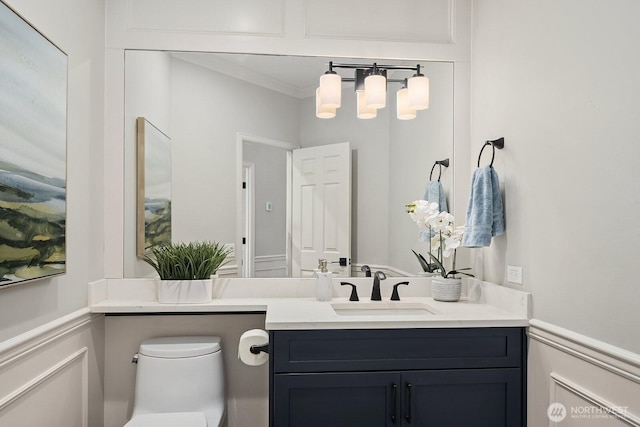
[407,200,473,279]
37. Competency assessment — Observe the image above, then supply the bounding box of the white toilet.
[124,336,226,427]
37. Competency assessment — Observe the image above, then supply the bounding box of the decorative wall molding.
[529,319,640,426]
[303,0,454,43]
[0,347,88,413]
[550,373,640,426]
[0,310,102,426]
[529,319,640,384]
[254,254,287,275]
[351,263,412,277]
[126,0,285,36]
[0,308,97,368]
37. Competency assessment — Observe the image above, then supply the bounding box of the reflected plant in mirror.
[124,51,454,278]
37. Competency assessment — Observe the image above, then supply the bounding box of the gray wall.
[471,0,640,353]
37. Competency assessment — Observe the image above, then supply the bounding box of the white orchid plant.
[406,200,473,279]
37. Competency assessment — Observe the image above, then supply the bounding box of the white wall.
[471,0,640,354]
[123,50,172,278]
[0,0,105,341]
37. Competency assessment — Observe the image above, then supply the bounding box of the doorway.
[237,133,297,277]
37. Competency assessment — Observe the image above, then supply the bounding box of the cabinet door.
[273,372,401,427]
[402,369,522,427]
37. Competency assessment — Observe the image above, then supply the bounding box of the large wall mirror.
[123,51,454,278]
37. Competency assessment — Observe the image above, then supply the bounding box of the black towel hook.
[477,137,505,168]
[429,158,450,181]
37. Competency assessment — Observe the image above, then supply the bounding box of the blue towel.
[424,180,448,213]
[461,166,505,247]
[418,181,448,241]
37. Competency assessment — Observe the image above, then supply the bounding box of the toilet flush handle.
[131,353,139,364]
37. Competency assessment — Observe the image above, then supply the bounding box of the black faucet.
[371,271,386,301]
[361,265,372,277]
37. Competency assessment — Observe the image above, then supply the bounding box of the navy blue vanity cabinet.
[269,328,526,427]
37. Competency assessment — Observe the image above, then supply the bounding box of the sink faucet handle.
[360,265,372,277]
[390,281,409,301]
[340,282,359,301]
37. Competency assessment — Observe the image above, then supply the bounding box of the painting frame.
[0,0,68,288]
[136,117,172,257]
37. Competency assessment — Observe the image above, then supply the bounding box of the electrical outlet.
[507,265,523,284]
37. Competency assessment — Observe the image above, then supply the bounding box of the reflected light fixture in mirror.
[357,91,377,119]
[364,65,387,109]
[318,69,341,108]
[408,65,429,110]
[396,82,417,120]
[316,61,429,120]
[316,88,336,118]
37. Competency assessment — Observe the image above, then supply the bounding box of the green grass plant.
[142,241,232,280]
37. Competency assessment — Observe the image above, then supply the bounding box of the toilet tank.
[132,336,225,418]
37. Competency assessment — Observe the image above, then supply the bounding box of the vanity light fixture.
[316,61,429,120]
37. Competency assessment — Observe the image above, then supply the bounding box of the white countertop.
[89,277,530,329]
[265,296,529,329]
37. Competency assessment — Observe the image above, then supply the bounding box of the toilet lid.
[124,412,207,427]
[139,336,221,358]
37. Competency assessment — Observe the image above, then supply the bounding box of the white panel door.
[292,142,351,277]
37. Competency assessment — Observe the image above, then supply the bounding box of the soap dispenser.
[315,259,333,301]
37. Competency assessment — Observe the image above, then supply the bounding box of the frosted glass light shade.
[316,88,336,118]
[408,75,429,110]
[364,74,386,109]
[396,88,417,120]
[357,91,377,119]
[319,72,341,108]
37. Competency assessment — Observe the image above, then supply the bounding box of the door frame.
[236,132,298,277]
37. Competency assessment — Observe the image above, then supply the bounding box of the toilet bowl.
[124,336,226,427]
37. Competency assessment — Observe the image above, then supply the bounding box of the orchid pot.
[430,277,462,302]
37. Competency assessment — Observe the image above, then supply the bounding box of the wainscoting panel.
[528,320,640,426]
[126,0,284,36]
[304,0,453,43]
[0,309,105,427]
[254,254,287,278]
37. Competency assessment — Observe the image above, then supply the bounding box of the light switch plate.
[507,265,523,284]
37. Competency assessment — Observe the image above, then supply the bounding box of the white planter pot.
[431,277,462,302]
[157,279,213,304]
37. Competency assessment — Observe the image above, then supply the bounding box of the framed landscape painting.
[0,1,68,288]
[136,117,172,257]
